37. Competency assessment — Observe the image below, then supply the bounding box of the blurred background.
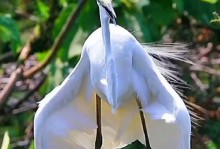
[0,0,220,148]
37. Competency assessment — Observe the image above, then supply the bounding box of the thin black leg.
[95,94,102,149]
[136,99,152,149]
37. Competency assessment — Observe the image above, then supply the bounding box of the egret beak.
[103,4,117,25]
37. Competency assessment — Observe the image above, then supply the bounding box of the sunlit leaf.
[37,0,50,21]
[36,51,48,62]
[201,0,217,4]
[211,12,220,24]
[1,131,10,149]
[121,0,134,8]
[206,140,218,149]
[28,140,35,149]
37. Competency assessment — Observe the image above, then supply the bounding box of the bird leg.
[136,99,152,149]
[95,94,103,149]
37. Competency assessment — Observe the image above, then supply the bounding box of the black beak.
[103,4,117,24]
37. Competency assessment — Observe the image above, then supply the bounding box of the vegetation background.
[0,0,220,148]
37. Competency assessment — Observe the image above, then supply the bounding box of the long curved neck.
[99,6,112,61]
[99,5,117,108]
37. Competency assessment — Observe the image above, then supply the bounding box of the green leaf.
[143,0,177,26]
[206,140,218,149]
[1,131,10,149]
[37,0,50,21]
[40,58,70,94]
[130,12,153,41]
[28,140,35,149]
[201,0,217,4]
[53,4,78,61]
[53,4,77,38]
[172,0,184,12]
[0,14,21,52]
[36,51,48,62]
[122,140,146,149]
[211,12,220,24]
[185,0,220,29]
[53,1,98,62]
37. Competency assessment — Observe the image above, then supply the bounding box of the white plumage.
[34,1,191,149]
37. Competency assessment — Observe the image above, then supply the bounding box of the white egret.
[34,0,192,149]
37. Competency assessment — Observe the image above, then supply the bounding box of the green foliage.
[200,120,220,147]
[122,140,146,149]
[211,12,220,24]
[0,14,21,52]
[206,141,218,149]
[184,0,220,29]
[36,0,50,21]
[201,0,218,4]
[28,141,34,149]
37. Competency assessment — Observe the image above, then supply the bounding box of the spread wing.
[131,42,191,149]
[34,49,97,149]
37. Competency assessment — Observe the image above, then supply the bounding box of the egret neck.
[98,5,118,109]
[99,5,112,60]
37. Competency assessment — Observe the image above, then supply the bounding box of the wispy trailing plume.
[143,43,201,126]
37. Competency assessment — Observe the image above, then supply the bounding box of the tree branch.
[11,73,46,114]
[23,0,88,78]
[190,65,220,76]
[0,0,87,106]
[0,68,23,107]
[190,72,208,92]
[0,42,31,108]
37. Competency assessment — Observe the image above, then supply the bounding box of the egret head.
[97,0,116,24]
